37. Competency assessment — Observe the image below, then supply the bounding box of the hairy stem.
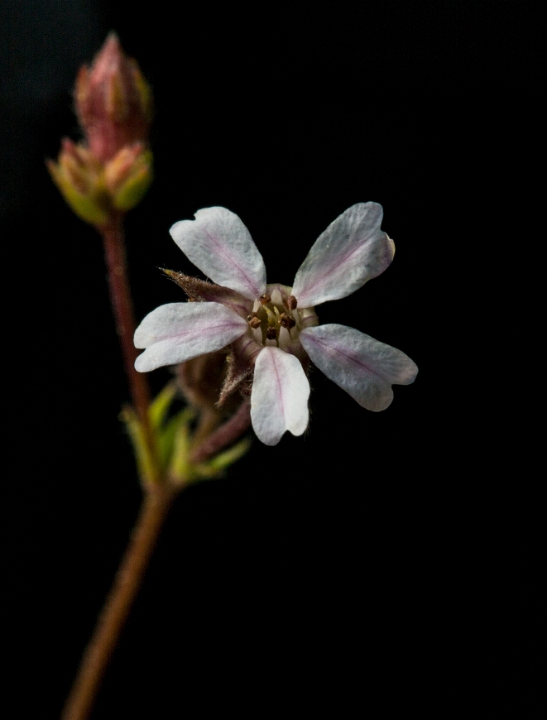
[60,485,176,720]
[100,217,159,482]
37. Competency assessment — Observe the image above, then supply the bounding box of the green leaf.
[149,381,178,429]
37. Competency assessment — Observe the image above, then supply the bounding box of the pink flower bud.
[75,33,152,163]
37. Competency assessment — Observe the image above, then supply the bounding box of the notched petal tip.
[300,324,417,412]
[133,301,248,372]
[134,348,162,373]
[250,347,310,445]
[292,202,394,308]
[169,207,267,301]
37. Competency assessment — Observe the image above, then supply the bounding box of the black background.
[2,1,543,716]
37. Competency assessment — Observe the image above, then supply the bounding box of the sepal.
[104,144,152,210]
[121,382,251,488]
[163,270,253,318]
[47,139,109,225]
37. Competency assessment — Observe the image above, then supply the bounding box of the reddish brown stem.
[100,216,159,480]
[191,402,251,464]
[61,485,176,720]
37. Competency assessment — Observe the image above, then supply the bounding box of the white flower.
[134,203,418,445]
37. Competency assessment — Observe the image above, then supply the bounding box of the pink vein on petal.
[238,337,255,354]
[154,320,245,343]
[202,227,262,298]
[303,332,385,381]
[270,351,286,423]
[302,233,386,298]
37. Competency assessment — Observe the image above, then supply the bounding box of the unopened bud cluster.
[47,34,152,225]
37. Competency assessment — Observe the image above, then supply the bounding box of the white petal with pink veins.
[134,302,248,372]
[170,207,267,301]
[300,324,418,412]
[291,203,395,308]
[250,347,310,446]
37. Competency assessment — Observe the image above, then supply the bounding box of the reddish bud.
[75,33,152,163]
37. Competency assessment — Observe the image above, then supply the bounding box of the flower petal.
[291,203,395,308]
[134,302,248,372]
[300,324,418,411]
[250,347,310,445]
[169,207,267,301]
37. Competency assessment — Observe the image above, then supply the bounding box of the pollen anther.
[279,313,296,329]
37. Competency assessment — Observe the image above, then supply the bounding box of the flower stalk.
[100,215,160,484]
[191,402,251,464]
[51,34,253,720]
[60,483,175,720]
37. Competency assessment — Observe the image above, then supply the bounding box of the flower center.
[246,284,318,349]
